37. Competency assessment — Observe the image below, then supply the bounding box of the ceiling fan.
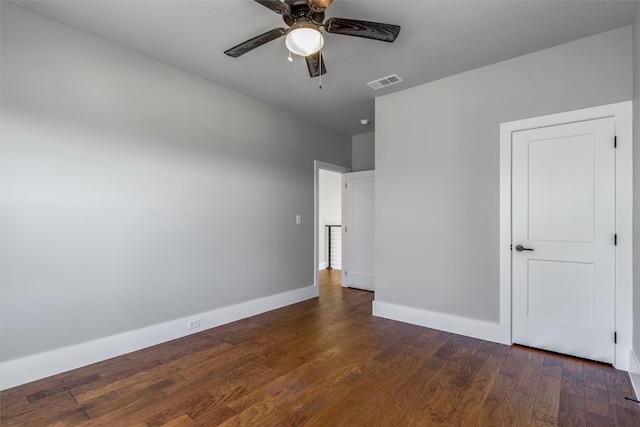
[224,0,401,78]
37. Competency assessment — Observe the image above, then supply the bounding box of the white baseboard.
[319,261,327,270]
[372,300,510,345]
[629,349,640,397]
[0,285,317,390]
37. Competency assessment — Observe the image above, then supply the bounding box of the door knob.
[515,245,534,252]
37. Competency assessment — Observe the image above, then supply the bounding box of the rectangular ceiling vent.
[367,74,403,90]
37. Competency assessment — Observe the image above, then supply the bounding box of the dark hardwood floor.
[2,269,639,426]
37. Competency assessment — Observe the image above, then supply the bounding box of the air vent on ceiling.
[367,74,403,90]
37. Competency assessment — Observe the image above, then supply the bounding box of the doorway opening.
[314,161,350,293]
[319,169,343,274]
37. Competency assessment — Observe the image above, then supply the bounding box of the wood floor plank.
[510,389,536,426]
[515,350,544,395]
[530,410,558,427]
[542,354,565,379]
[474,372,518,426]
[533,374,561,421]
[449,353,503,426]
[558,358,587,427]
[604,368,635,396]
[0,391,87,427]
[584,384,613,418]
[158,413,197,427]
[145,391,229,426]
[585,412,615,427]
[2,269,639,426]
[583,363,607,389]
[303,386,391,427]
[217,401,296,427]
[499,345,529,378]
[278,358,381,424]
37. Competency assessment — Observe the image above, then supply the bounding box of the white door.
[512,117,616,364]
[342,171,374,291]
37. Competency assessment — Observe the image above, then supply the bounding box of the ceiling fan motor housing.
[283,0,324,26]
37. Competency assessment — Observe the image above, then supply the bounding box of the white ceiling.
[8,0,638,136]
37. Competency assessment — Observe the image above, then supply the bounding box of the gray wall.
[352,132,375,171]
[634,4,640,364]
[0,4,350,362]
[375,27,632,323]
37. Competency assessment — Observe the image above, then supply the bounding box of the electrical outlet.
[188,319,201,330]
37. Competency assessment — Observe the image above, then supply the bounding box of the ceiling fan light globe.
[285,26,324,57]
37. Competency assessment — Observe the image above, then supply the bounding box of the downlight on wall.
[367,74,403,90]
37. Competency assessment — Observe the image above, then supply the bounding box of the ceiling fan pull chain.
[318,49,322,89]
[288,50,293,63]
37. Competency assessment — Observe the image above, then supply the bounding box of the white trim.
[0,285,317,390]
[499,101,633,371]
[630,349,640,397]
[319,261,327,270]
[373,301,509,345]
[314,160,350,291]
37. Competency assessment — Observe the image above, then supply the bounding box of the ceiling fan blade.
[255,0,291,15]
[324,17,400,42]
[309,0,333,12]
[306,51,327,77]
[224,28,287,58]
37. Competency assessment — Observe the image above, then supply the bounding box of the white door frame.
[314,161,351,293]
[499,101,633,371]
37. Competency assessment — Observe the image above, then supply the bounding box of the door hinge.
[614,332,617,344]
[614,136,617,148]
[345,227,347,233]
[614,234,618,246]
[345,182,348,189]
[344,271,348,276]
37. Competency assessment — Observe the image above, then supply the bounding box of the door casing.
[499,101,633,370]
